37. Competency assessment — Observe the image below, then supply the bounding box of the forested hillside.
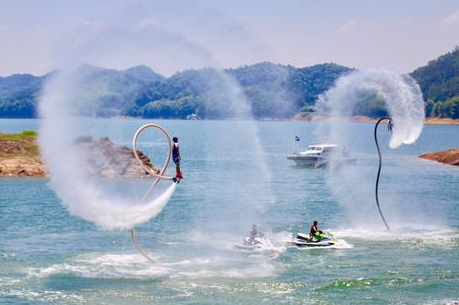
[411,46,459,118]
[0,74,47,118]
[2,46,459,119]
[0,63,351,119]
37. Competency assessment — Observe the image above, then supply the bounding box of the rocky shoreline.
[0,132,159,178]
[420,148,459,166]
[0,156,48,177]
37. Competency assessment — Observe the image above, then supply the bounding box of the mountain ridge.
[0,62,352,119]
[1,47,459,119]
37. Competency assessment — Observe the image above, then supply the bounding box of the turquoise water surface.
[1,119,458,304]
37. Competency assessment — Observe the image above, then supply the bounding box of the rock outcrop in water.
[420,148,459,166]
[0,132,48,177]
[0,156,48,177]
[74,136,160,178]
[0,132,159,178]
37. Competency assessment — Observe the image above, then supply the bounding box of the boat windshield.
[307,146,323,151]
[322,146,345,154]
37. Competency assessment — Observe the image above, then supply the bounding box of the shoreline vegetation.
[0,131,47,177]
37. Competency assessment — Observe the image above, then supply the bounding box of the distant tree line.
[0,63,352,119]
[2,46,459,119]
[425,97,459,119]
[0,74,44,118]
[410,46,459,119]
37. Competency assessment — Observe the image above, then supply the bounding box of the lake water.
[1,118,458,304]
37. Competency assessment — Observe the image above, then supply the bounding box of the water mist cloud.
[314,69,426,229]
[39,11,273,233]
[39,20,216,230]
[315,69,425,148]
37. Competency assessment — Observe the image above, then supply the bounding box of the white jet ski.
[289,232,338,248]
[235,234,273,251]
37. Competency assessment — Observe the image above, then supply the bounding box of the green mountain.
[68,64,165,117]
[227,62,351,116]
[3,47,459,120]
[411,46,459,118]
[0,62,351,119]
[0,73,46,118]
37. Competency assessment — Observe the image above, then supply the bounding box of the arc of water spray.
[374,117,392,230]
[130,124,177,263]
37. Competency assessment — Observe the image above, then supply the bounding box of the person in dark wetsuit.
[309,220,323,240]
[248,224,258,244]
[247,224,265,245]
[172,137,183,180]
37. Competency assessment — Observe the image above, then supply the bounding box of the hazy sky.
[0,0,458,76]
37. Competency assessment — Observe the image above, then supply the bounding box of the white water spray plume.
[314,70,426,228]
[39,72,177,230]
[38,20,211,230]
[38,17,273,233]
[315,69,425,148]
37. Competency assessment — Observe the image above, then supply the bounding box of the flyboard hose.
[130,124,177,263]
[374,117,392,231]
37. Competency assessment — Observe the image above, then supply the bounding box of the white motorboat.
[287,144,355,168]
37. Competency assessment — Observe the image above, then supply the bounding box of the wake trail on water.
[27,251,279,280]
[332,224,459,244]
[189,230,288,257]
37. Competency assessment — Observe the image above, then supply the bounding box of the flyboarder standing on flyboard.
[172,137,184,181]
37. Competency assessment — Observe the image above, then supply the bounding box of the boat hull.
[289,240,335,247]
[286,155,355,167]
[289,232,338,247]
[286,155,320,166]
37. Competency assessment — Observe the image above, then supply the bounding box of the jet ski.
[235,233,273,251]
[289,232,338,248]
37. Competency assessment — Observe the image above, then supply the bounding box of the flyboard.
[130,124,178,263]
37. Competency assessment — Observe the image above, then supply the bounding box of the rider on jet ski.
[309,220,323,240]
[248,224,262,243]
[237,225,273,249]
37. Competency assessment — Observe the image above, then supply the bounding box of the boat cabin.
[299,144,347,156]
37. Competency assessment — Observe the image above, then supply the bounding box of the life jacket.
[172,143,179,159]
[310,225,318,236]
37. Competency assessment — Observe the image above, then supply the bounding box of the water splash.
[38,19,211,230]
[315,69,425,148]
[194,72,274,233]
[314,69,425,228]
[39,16,273,235]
